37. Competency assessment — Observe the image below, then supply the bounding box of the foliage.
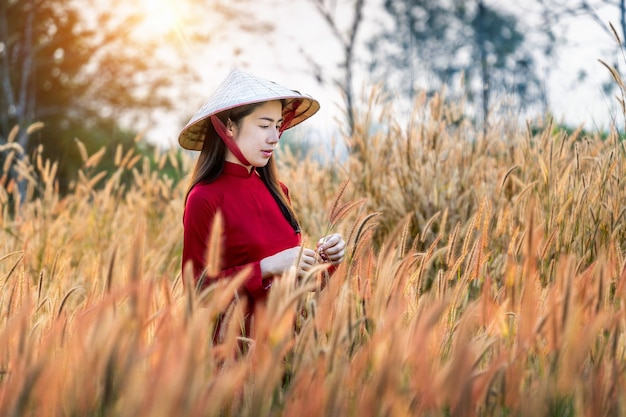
[368,0,548,129]
[0,0,198,195]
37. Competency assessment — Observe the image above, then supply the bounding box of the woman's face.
[226,100,283,169]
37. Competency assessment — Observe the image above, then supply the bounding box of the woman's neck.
[225,153,253,172]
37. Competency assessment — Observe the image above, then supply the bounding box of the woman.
[178,68,345,333]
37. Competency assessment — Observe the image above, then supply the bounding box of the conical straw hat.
[178,68,320,151]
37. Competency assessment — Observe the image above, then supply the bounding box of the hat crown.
[190,68,299,123]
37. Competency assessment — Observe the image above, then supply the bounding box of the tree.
[309,0,366,136]
[367,0,550,131]
[0,0,199,198]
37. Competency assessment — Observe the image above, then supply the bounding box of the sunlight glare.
[137,0,181,39]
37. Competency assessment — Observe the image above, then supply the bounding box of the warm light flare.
[136,0,182,39]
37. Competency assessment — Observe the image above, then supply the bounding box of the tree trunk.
[0,2,36,205]
[342,0,364,137]
[312,0,365,137]
[0,1,16,137]
[476,0,490,135]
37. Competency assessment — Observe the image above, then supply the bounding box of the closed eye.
[259,124,282,131]
[258,116,283,130]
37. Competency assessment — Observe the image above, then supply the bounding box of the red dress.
[182,162,301,303]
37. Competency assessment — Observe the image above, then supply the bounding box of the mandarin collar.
[222,161,256,178]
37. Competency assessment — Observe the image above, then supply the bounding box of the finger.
[318,242,333,254]
[302,251,317,265]
[322,241,345,256]
[303,250,317,264]
[327,234,340,246]
[317,250,330,263]
[299,257,315,272]
[329,249,345,262]
[317,234,337,249]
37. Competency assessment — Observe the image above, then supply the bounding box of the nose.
[269,128,279,144]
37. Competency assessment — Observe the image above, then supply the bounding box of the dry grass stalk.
[0,82,626,416]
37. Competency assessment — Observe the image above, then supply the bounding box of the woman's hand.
[260,246,317,278]
[317,234,346,266]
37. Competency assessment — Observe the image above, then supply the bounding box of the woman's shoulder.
[186,181,225,208]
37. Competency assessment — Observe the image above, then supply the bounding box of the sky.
[540,2,624,130]
[132,0,626,148]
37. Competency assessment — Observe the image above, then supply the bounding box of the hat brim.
[177,69,320,151]
[178,96,319,151]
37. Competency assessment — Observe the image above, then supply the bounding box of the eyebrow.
[258,116,283,123]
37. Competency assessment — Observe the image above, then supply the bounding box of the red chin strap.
[210,115,251,166]
[279,99,302,138]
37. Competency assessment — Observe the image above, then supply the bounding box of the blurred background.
[1,0,624,193]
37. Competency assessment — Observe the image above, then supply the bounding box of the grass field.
[1,87,626,416]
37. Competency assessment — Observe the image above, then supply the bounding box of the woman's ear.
[226,119,235,137]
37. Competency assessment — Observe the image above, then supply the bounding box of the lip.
[261,150,273,157]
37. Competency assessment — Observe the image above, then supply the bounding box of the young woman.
[178,68,345,331]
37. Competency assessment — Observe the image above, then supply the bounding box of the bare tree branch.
[17,5,35,149]
[540,0,626,45]
[310,0,365,135]
[0,2,16,139]
[311,0,348,48]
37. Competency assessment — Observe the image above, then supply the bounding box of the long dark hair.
[185,101,300,232]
